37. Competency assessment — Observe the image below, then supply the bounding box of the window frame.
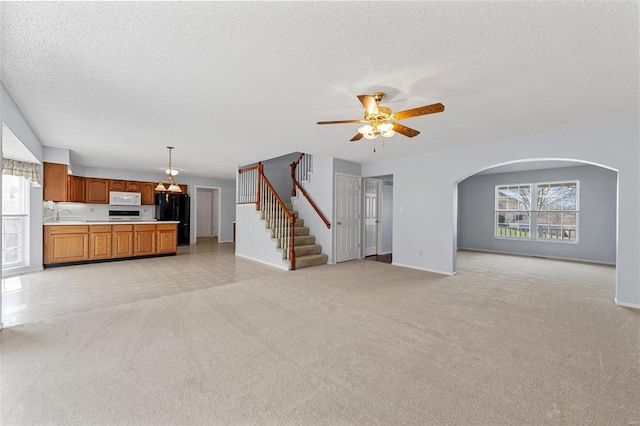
[2,174,31,269]
[494,180,580,244]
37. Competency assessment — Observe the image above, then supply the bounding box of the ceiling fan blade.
[393,123,420,138]
[350,133,363,142]
[394,103,445,120]
[357,95,379,115]
[317,119,364,125]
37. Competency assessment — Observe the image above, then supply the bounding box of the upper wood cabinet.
[43,162,69,202]
[125,181,141,192]
[67,175,86,203]
[85,178,109,204]
[109,180,126,192]
[179,184,188,194]
[141,182,156,205]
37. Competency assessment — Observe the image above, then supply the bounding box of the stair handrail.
[259,170,297,270]
[291,154,331,229]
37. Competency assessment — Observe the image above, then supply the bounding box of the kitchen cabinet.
[43,162,69,202]
[44,223,177,265]
[141,182,156,205]
[89,225,112,259]
[112,224,134,258]
[109,180,126,192]
[86,178,109,204]
[157,223,178,254]
[67,175,86,203]
[44,225,90,264]
[126,181,141,192]
[179,184,188,194]
[134,224,156,256]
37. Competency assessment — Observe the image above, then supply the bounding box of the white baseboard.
[457,247,616,266]
[379,251,392,255]
[2,265,44,278]
[234,253,289,271]
[391,262,455,276]
[614,298,640,310]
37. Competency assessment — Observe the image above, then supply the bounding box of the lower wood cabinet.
[112,224,134,258]
[89,225,112,260]
[157,224,178,253]
[44,223,177,265]
[134,224,156,256]
[44,225,90,264]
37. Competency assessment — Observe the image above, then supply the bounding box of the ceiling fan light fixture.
[358,125,373,135]
[378,122,393,132]
[380,129,395,138]
[363,132,378,140]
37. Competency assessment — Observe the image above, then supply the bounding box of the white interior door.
[336,174,360,262]
[196,190,214,237]
[364,179,380,256]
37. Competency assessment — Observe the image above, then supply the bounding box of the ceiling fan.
[317,91,444,143]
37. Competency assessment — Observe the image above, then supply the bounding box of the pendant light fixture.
[155,146,182,193]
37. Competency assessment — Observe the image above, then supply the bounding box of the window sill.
[495,236,578,244]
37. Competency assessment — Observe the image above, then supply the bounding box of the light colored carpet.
[1,250,638,425]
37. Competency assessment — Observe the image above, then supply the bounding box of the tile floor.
[2,240,286,327]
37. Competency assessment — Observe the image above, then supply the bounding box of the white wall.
[235,204,288,270]
[458,165,617,263]
[362,119,640,308]
[291,155,334,262]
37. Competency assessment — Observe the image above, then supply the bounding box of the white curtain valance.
[2,158,41,184]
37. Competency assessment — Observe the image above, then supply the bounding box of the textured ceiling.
[1,2,637,179]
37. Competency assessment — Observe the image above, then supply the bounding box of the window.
[495,181,578,243]
[2,174,30,268]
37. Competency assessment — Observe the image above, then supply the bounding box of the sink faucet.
[56,209,73,222]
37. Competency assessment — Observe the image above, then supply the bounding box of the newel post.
[290,162,297,197]
[256,163,263,211]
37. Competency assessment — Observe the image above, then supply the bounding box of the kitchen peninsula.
[43,221,179,267]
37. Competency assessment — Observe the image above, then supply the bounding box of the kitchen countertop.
[44,220,179,226]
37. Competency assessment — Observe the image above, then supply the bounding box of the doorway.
[195,187,220,241]
[363,175,393,264]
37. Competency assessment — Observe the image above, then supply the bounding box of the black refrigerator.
[155,193,190,246]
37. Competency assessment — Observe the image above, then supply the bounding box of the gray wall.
[458,165,617,263]
[249,152,300,202]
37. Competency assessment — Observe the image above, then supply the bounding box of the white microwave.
[109,191,141,206]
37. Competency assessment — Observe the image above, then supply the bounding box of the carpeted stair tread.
[270,226,310,238]
[294,244,322,256]
[293,235,315,246]
[295,254,329,269]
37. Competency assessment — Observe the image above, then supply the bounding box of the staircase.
[265,203,328,270]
